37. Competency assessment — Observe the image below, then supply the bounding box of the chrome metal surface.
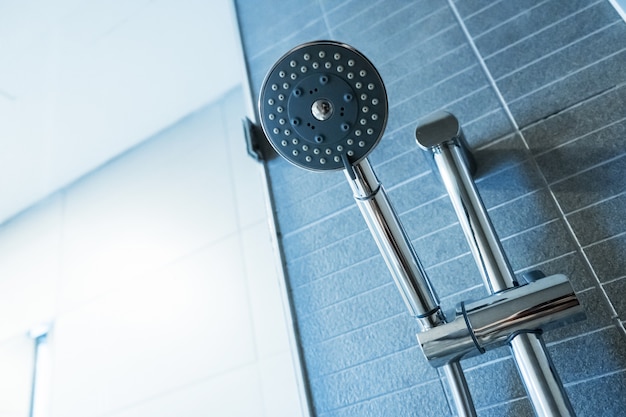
[418,274,584,367]
[511,334,575,417]
[435,144,516,293]
[345,159,444,329]
[463,274,582,347]
[443,362,477,417]
[311,99,333,121]
[346,160,476,416]
[416,111,580,416]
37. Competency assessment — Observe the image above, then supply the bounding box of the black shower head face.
[259,41,388,171]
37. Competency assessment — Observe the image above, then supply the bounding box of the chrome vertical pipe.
[345,159,444,328]
[416,111,576,417]
[433,144,516,293]
[345,159,477,417]
[511,334,573,416]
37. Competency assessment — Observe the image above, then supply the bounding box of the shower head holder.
[259,41,388,171]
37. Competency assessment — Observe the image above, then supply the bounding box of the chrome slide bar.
[416,111,582,417]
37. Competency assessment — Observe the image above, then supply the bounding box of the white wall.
[0,87,306,417]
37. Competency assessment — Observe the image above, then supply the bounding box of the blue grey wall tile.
[319,380,452,417]
[282,206,364,260]
[474,0,611,58]
[387,65,490,135]
[385,45,479,116]
[535,120,626,184]
[501,219,577,271]
[341,0,447,51]
[287,230,380,284]
[304,314,419,378]
[309,347,439,413]
[236,0,626,414]
[331,0,430,42]
[424,253,484,298]
[459,0,577,38]
[268,165,345,211]
[386,172,447,214]
[518,252,595,292]
[367,125,424,166]
[521,84,626,154]
[508,49,626,127]
[297,281,406,345]
[477,398,533,417]
[454,106,513,148]
[412,224,472,268]
[551,155,626,213]
[549,326,626,383]
[372,149,431,189]
[365,6,458,66]
[291,256,390,316]
[584,234,626,283]
[567,370,626,417]
[472,133,528,177]
[465,357,527,408]
[487,188,560,239]
[322,0,382,31]
[445,86,502,124]
[475,160,545,208]
[567,193,626,246]
[379,26,465,80]
[604,278,626,319]
[497,22,626,103]
[453,0,498,19]
[275,180,354,234]
[401,196,458,239]
[236,0,324,60]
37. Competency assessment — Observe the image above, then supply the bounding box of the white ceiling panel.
[0,0,243,224]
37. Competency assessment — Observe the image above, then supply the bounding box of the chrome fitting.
[417,274,585,367]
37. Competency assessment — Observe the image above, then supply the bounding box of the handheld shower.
[258,41,477,417]
[259,41,387,171]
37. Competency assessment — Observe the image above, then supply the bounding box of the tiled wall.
[0,88,305,417]
[235,0,626,416]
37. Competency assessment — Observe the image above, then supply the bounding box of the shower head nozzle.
[259,41,388,171]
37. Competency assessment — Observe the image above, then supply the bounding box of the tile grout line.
[316,376,443,416]
[447,0,625,340]
[318,0,334,39]
[493,18,620,81]
[472,0,552,41]
[462,0,505,20]
[583,229,626,249]
[507,46,626,106]
[565,189,626,216]
[531,115,626,160]
[484,1,605,62]
[564,367,626,388]
[297,282,397,323]
[547,155,626,190]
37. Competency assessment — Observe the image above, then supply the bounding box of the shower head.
[258,41,388,171]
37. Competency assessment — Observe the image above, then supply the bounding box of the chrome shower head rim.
[258,40,388,171]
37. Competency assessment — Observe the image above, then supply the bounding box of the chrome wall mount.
[257,41,585,417]
[416,111,585,417]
